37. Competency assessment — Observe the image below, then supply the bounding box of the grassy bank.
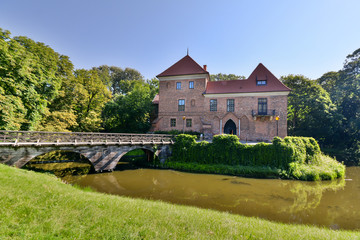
[0,164,359,239]
[166,135,345,181]
[162,154,344,180]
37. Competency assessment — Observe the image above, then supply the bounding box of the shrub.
[167,134,344,181]
[154,130,201,138]
[171,134,197,162]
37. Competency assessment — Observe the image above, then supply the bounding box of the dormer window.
[256,80,267,86]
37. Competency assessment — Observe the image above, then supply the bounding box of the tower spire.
[187,48,189,56]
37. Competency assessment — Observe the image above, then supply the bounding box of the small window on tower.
[176,82,181,90]
[189,81,194,89]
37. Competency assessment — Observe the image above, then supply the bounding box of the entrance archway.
[224,119,236,135]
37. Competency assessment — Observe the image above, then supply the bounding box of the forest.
[0,28,359,165]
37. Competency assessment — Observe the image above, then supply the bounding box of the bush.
[154,130,201,138]
[171,134,197,162]
[168,134,345,181]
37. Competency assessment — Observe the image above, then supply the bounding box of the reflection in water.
[64,167,360,230]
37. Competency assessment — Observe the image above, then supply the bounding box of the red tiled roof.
[157,55,208,77]
[205,63,290,94]
[152,94,159,104]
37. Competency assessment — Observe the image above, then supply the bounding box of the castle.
[151,55,290,141]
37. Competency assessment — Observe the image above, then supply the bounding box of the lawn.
[0,164,359,239]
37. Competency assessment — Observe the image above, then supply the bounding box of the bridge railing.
[0,130,174,146]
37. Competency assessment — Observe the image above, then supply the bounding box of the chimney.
[203,65,207,71]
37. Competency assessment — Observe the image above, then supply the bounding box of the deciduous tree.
[210,73,245,81]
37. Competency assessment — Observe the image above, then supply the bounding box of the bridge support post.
[157,145,172,164]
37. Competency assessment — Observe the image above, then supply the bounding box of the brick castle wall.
[154,76,288,141]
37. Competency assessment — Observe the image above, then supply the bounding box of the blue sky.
[1,0,359,80]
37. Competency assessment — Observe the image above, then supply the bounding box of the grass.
[289,155,346,181]
[0,164,359,239]
[124,149,146,156]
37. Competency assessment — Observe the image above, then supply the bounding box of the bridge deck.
[0,130,174,146]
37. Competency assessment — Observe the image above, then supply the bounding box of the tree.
[0,86,27,130]
[210,73,245,81]
[335,48,360,162]
[0,29,47,130]
[147,78,159,99]
[317,71,339,103]
[0,28,75,131]
[36,110,78,132]
[102,81,153,133]
[281,75,340,146]
[48,55,76,112]
[95,65,144,95]
[72,69,112,132]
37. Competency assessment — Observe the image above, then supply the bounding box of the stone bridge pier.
[0,144,172,172]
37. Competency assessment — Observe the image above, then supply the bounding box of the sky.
[1,0,359,80]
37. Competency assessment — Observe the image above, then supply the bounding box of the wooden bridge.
[0,130,174,172]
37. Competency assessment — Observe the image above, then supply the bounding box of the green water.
[64,167,360,230]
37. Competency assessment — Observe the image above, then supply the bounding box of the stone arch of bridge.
[21,150,94,170]
[16,145,157,172]
[1,144,171,173]
[8,146,94,169]
[114,146,157,164]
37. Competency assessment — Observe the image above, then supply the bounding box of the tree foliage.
[95,65,144,95]
[210,73,245,81]
[72,69,112,131]
[284,48,360,164]
[0,28,151,133]
[102,81,153,133]
[280,75,339,145]
[0,29,63,130]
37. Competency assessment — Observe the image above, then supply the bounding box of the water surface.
[64,167,360,230]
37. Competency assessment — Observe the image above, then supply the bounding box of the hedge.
[170,134,322,170]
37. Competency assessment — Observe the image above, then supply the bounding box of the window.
[258,98,267,115]
[170,118,176,127]
[227,99,234,112]
[178,99,185,111]
[189,81,194,89]
[210,99,217,111]
[176,82,181,90]
[186,119,192,127]
[256,80,267,86]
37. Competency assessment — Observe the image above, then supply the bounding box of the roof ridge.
[157,55,208,77]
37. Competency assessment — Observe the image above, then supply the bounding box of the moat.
[63,166,360,231]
